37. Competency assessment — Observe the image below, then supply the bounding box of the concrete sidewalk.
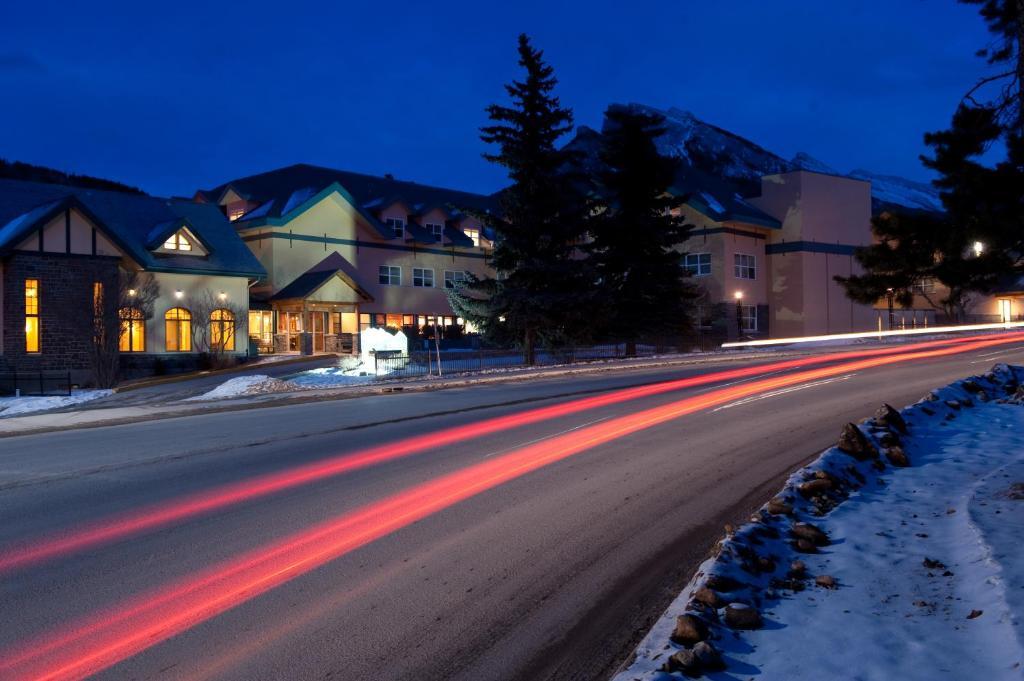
[0,349,799,438]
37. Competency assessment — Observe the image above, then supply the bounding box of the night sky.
[0,1,993,197]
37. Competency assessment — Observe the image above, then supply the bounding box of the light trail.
[720,321,1024,348]
[1,332,1022,576]
[0,334,1016,681]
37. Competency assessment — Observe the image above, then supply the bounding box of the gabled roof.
[0,179,266,278]
[668,167,781,230]
[197,163,498,230]
[269,252,373,301]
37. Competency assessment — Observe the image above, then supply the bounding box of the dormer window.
[227,206,246,222]
[463,228,480,247]
[385,217,405,238]
[425,223,444,241]
[164,231,192,251]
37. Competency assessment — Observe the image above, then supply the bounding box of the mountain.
[567,104,943,214]
[0,159,145,195]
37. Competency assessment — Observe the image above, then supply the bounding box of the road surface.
[1,336,1023,680]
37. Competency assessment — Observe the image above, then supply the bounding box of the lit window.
[119,307,146,352]
[227,207,246,222]
[740,305,758,331]
[25,279,39,353]
[684,253,712,277]
[165,307,192,351]
[413,268,434,287]
[444,270,467,289]
[463,228,480,247]
[425,223,444,241]
[163,231,193,251]
[378,265,401,286]
[210,308,235,351]
[385,218,405,238]
[734,254,756,280]
[386,313,403,329]
[93,282,104,317]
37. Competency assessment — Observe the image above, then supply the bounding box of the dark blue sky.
[0,1,993,197]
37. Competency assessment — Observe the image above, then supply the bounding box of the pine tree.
[450,35,591,363]
[586,106,697,355]
[837,1,1024,318]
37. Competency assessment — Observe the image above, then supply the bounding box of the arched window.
[210,308,235,351]
[119,307,145,352]
[165,307,191,352]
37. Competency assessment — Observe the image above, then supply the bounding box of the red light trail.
[0,334,1017,681]
[0,332,1021,578]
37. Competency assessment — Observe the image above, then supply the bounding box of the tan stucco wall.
[146,273,251,354]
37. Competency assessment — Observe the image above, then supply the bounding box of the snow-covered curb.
[615,364,1024,680]
[0,390,113,417]
[183,375,292,401]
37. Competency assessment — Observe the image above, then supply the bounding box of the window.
[25,279,39,353]
[210,308,235,352]
[740,305,757,332]
[684,253,712,277]
[163,231,193,251]
[119,307,145,352]
[93,282,104,317]
[413,268,434,287]
[227,207,246,222]
[385,217,405,238]
[165,307,192,351]
[463,228,480,247]
[734,253,756,280]
[425,223,444,241]
[912,278,936,294]
[379,265,401,286]
[444,270,468,289]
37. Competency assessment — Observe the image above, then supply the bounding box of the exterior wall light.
[175,290,184,299]
[973,241,985,257]
[218,291,227,301]
[127,288,137,297]
[734,290,744,300]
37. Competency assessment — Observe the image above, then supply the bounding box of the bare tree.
[187,289,248,369]
[86,270,160,388]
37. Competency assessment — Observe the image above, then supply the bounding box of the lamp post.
[734,290,744,338]
[886,287,895,330]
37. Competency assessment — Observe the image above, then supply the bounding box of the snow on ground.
[0,389,112,417]
[616,365,1024,680]
[184,375,292,401]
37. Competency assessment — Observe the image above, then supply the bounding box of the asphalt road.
[2,337,1024,681]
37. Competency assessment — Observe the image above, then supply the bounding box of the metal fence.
[373,340,714,378]
[0,371,72,397]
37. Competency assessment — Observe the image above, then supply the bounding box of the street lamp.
[886,287,895,330]
[973,241,985,257]
[734,291,744,338]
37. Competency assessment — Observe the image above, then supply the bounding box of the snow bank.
[185,375,291,401]
[359,328,407,366]
[0,389,112,417]
[616,365,1024,680]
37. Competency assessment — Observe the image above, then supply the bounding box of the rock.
[799,478,832,498]
[961,379,985,394]
[791,522,830,546]
[789,560,807,578]
[923,557,947,570]
[767,498,793,515]
[967,609,984,619]
[671,614,709,645]
[724,602,763,630]
[945,399,961,410]
[705,574,743,592]
[815,574,838,589]
[921,405,936,416]
[885,446,910,467]
[665,648,700,675]
[793,538,818,554]
[837,423,879,460]
[874,403,908,433]
[692,641,725,671]
[693,586,723,609]
[879,430,901,447]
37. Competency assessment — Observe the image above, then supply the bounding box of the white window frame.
[378,265,401,286]
[740,304,758,331]
[684,252,711,277]
[385,217,405,238]
[734,253,756,280]
[425,223,444,241]
[413,267,434,288]
[463,228,480,247]
[444,270,468,289]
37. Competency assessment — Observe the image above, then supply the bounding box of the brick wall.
[1,252,120,374]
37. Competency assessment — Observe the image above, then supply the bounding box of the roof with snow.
[669,168,781,230]
[0,179,265,278]
[196,163,499,229]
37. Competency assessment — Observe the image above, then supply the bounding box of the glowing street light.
[734,291,744,338]
[973,241,985,257]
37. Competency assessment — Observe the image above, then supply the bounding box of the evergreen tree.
[586,106,697,354]
[837,1,1024,318]
[450,35,591,363]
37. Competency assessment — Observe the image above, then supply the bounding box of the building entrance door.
[311,312,327,353]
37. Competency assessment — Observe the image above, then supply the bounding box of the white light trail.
[721,322,1024,349]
